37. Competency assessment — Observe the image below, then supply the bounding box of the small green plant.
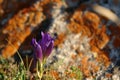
[0,55,26,80]
[31,31,54,80]
[0,55,33,80]
[0,39,34,80]
[70,66,83,80]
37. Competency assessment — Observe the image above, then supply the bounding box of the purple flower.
[31,32,54,61]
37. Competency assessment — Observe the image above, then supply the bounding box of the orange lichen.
[89,62,100,73]
[96,51,110,67]
[0,1,45,58]
[83,11,100,30]
[2,27,31,58]
[54,33,66,47]
[90,29,109,49]
[68,11,95,37]
[105,73,112,78]
[71,11,83,24]
[0,0,66,58]
[68,10,102,37]
[2,44,17,58]
[79,56,91,77]
[67,6,111,77]
[50,70,60,79]
[78,52,83,57]
[78,56,101,77]
[66,72,76,78]
[68,6,110,51]
[71,54,77,60]
[68,22,83,34]
[91,45,100,53]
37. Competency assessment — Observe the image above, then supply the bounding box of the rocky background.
[0,0,120,80]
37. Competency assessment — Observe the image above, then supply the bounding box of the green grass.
[0,56,83,80]
[70,66,83,80]
[0,56,26,80]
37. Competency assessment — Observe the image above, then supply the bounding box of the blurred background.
[0,0,120,79]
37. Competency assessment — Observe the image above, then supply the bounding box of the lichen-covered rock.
[0,1,45,58]
[0,0,120,79]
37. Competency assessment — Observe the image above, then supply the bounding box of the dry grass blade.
[92,4,120,25]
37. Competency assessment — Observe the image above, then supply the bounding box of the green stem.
[40,63,43,80]
[6,39,26,70]
[37,60,44,80]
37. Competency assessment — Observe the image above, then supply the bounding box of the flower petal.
[38,32,51,53]
[31,38,43,61]
[44,40,54,58]
[37,31,54,58]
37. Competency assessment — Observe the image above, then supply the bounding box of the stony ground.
[0,0,120,80]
